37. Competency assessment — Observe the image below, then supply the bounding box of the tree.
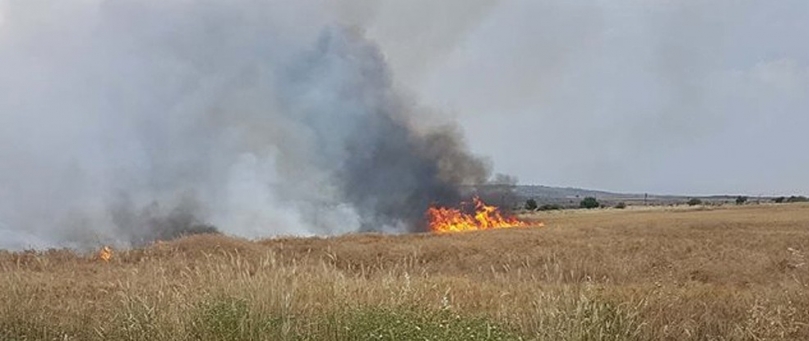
[736,196,748,205]
[687,198,703,206]
[787,196,809,203]
[525,198,538,211]
[580,197,600,209]
[539,204,562,211]
[774,197,786,204]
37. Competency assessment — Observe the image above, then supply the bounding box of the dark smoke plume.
[287,28,491,232]
[0,2,496,249]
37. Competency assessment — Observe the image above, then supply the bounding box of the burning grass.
[428,197,535,233]
[1,204,809,340]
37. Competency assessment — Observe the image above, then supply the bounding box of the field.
[2,204,808,340]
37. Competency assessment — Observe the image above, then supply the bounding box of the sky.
[358,0,809,196]
[0,0,807,201]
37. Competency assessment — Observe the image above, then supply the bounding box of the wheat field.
[1,203,808,340]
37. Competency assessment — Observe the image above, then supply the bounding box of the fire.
[98,246,113,262]
[427,196,535,233]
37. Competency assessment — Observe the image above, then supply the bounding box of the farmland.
[2,203,808,340]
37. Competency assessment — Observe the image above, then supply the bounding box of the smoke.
[0,1,493,250]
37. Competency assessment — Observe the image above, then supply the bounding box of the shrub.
[687,198,703,206]
[736,196,748,205]
[773,197,786,204]
[787,196,809,203]
[539,204,562,211]
[614,202,627,209]
[580,197,600,209]
[525,199,538,211]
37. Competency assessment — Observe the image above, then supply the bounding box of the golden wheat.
[1,203,808,340]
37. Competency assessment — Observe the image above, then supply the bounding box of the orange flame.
[427,197,535,233]
[98,246,113,262]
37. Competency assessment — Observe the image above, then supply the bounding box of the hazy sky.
[1,0,807,198]
[361,0,809,196]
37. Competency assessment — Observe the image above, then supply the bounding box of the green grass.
[1,291,654,341]
[325,307,521,341]
[184,297,524,341]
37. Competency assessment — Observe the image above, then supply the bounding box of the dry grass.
[1,203,808,340]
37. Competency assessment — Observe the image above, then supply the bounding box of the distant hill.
[512,185,771,208]
[463,184,785,209]
[515,185,644,200]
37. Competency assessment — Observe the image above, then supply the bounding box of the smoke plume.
[0,1,494,249]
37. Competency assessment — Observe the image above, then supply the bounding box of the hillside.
[513,185,777,207]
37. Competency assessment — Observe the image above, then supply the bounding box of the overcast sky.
[1,0,807,197]
[361,0,809,196]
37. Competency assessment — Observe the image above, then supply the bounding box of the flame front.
[98,246,113,262]
[427,197,533,233]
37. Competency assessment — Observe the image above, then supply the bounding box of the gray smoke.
[282,27,491,232]
[0,1,495,250]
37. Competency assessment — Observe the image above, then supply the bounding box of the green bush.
[687,198,703,206]
[787,196,809,203]
[773,197,786,204]
[736,196,748,205]
[580,197,600,209]
[525,199,538,211]
[538,204,562,211]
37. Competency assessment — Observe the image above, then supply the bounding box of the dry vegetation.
[1,204,808,340]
